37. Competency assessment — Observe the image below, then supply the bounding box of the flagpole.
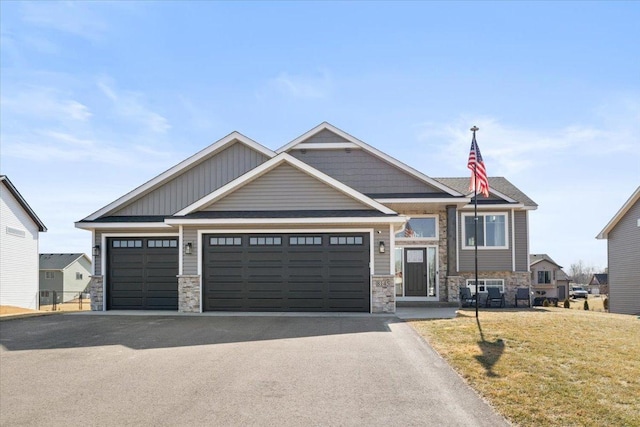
[471,126,480,318]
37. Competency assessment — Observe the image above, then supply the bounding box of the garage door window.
[210,237,242,246]
[289,236,322,245]
[148,239,177,248]
[250,236,282,245]
[330,236,363,245]
[112,240,142,248]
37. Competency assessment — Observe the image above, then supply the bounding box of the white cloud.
[20,2,109,41]
[263,70,333,99]
[97,78,171,134]
[1,87,92,122]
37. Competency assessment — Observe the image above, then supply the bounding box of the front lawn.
[411,308,640,427]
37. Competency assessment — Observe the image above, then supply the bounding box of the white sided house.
[1,176,47,310]
[76,123,537,313]
[597,186,640,315]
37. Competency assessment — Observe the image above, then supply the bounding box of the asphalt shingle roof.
[434,177,537,207]
[40,254,86,270]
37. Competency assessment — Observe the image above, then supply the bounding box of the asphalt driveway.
[0,314,507,426]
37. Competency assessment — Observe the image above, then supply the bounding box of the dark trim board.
[202,233,370,312]
[106,237,179,310]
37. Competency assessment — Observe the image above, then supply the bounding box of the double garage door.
[107,233,370,312]
[202,233,371,312]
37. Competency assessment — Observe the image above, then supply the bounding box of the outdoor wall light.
[379,241,385,253]
[184,242,193,255]
[92,245,100,257]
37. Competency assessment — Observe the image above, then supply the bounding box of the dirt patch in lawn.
[0,306,39,316]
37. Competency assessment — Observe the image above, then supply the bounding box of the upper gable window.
[462,213,508,249]
[396,217,437,240]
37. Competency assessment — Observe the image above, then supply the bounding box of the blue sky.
[1,1,638,272]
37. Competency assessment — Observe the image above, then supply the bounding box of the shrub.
[584,300,590,311]
[603,298,609,310]
[543,299,550,307]
[563,298,570,309]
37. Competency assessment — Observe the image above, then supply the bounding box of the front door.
[402,246,437,298]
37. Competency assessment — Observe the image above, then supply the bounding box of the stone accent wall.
[446,276,466,303]
[437,211,448,301]
[178,275,201,313]
[372,275,395,313]
[454,271,531,307]
[89,275,104,311]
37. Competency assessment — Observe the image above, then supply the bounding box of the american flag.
[404,222,415,238]
[467,133,490,198]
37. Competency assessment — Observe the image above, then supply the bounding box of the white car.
[570,286,588,299]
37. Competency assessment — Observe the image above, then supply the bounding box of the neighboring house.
[75,122,537,313]
[530,254,571,301]
[39,254,92,305]
[587,273,608,295]
[0,176,47,310]
[596,186,640,315]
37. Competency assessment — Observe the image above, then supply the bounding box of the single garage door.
[203,233,370,312]
[107,237,179,310]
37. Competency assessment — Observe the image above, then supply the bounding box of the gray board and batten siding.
[608,199,640,315]
[288,149,445,195]
[204,164,371,212]
[112,142,269,216]
[302,128,351,144]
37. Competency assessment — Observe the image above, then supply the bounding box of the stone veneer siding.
[178,275,201,313]
[372,275,395,313]
[89,275,104,311]
[452,271,531,307]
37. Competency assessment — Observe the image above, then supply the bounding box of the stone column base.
[178,275,201,313]
[446,276,465,303]
[372,275,395,313]
[89,275,104,311]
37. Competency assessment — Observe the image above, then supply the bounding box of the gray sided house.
[597,186,640,315]
[75,123,537,313]
[39,254,92,304]
[529,254,571,301]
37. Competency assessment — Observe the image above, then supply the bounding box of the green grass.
[410,308,640,427]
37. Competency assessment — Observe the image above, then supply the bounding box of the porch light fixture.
[379,241,385,253]
[92,245,100,257]
[184,242,193,255]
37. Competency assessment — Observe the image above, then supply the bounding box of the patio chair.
[459,287,477,307]
[485,287,505,308]
[515,288,530,307]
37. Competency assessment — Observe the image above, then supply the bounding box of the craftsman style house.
[76,123,537,313]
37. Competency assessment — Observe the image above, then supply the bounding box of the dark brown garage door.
[202,233,370,312]
[107,237,179,310]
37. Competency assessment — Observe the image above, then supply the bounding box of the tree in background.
[569,260,598,285]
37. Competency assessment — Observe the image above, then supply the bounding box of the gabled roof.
[434,177,538,208]
[589,273,608,285]
[176,152,397,216]
[530,254,562,268]
[0,175,47,232]
[82,132,275,221]
[40,253,89,270]
[596,186,640,239]
[276,122,463,197]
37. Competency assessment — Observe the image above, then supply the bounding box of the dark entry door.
[404,248,427,296]
[107,237,179,310]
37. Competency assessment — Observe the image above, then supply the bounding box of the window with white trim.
[462,213,508,249]
[537,271,551,284]
[465,279,504,294]
[45,271,54,280]
[76,272,83,280]
[395,217,437,239]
